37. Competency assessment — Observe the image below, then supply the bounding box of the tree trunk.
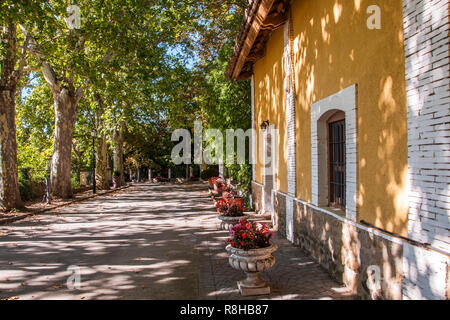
[51,89,78,198]
[113,127,125,186]
[96,134,109,190]
[94,95,109,190]
[26,28,83,199]
[0,22,23,210]
[0,88,23,210]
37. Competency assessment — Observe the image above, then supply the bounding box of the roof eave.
[226,0,290,81]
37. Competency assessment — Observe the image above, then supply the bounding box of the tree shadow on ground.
[0,183,355,300]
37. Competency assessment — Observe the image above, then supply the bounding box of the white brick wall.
[403,0,450,300]
[262,130,275,214]
[403,0,450,254]
[284,21,297,197]
[276,20,297,236]
[251,75,256,181]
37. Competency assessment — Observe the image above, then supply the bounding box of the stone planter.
[217,214,247,231]
[226,243,278,296]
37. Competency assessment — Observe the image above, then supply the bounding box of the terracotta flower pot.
[226,243,278,296]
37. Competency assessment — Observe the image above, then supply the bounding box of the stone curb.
[0,184,131,226]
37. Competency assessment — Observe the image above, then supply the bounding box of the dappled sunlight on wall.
[289,0,408,235]
[372,76,409,233]
[333,2,343,23]
[254,27,288,193]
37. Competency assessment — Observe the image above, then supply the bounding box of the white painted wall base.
[402,243,449,300]
[286,195,294,243]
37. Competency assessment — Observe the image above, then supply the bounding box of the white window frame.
[311,84,358,221]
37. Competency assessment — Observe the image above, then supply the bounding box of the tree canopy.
[1,0,252,208]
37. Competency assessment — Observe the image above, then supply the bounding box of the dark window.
[328,118,346,209]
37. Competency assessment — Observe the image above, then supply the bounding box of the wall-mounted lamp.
[260,120,270,131]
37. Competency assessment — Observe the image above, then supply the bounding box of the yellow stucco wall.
[254,26,288,193]
[291,0,408,236]
[253,0,409,236]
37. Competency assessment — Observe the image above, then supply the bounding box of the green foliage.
[18,177,46,202]
[200,166,219,180]
[189,6,252,193]
[4,0,252,203]
[71,176,81,190]
[196,44,251,132]
[172,165,187,179]
[19,167,32,181]
[197,44,252,193]
[227,163,252,190]
[18,179,32,202]
[16,80,54,176]
[226,163,252,209]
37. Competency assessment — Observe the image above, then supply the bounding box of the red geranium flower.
[226,220,273,251]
